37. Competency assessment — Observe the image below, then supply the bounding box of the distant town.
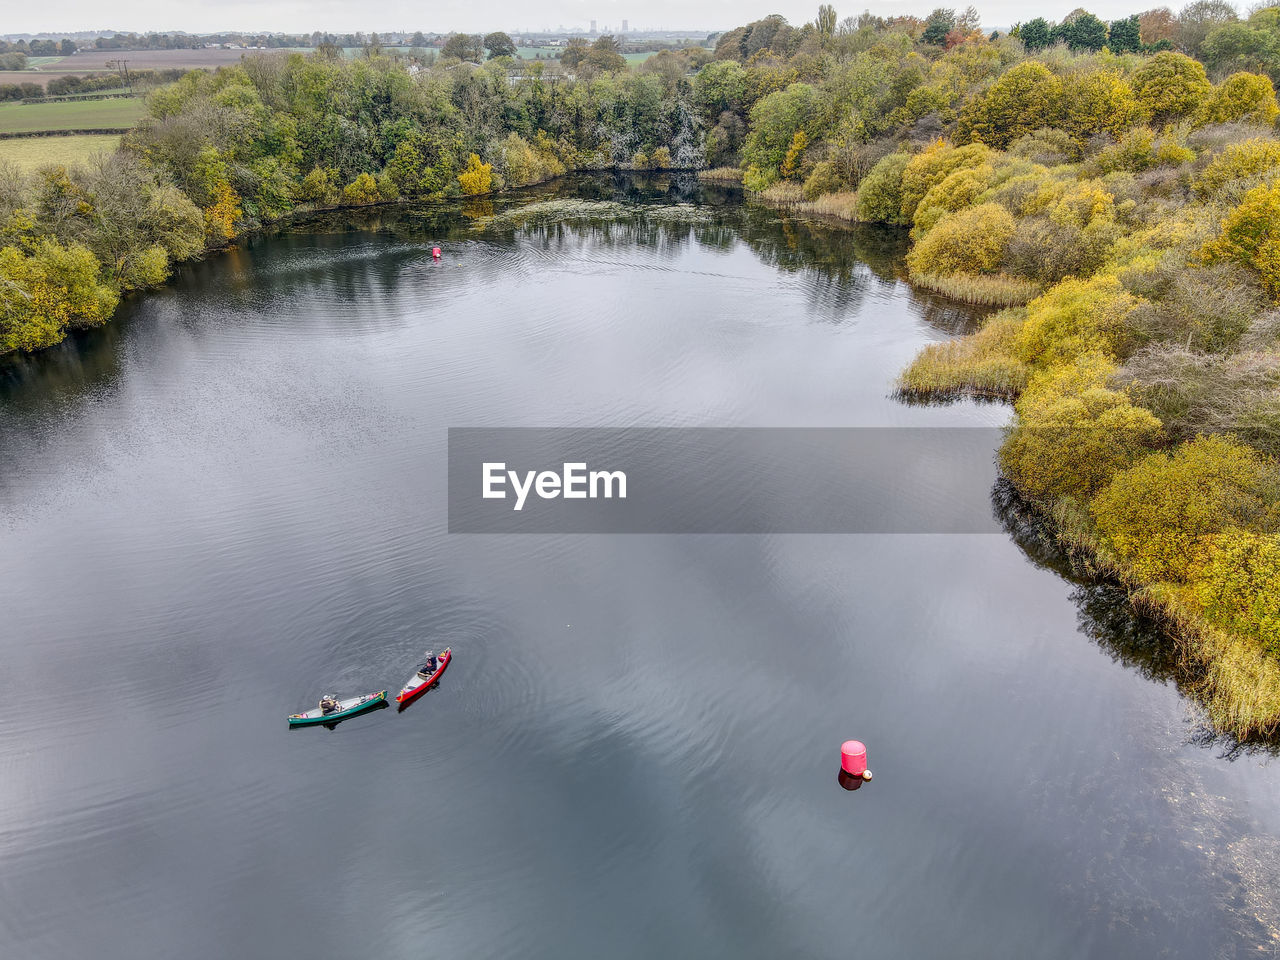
[0,26,718,56]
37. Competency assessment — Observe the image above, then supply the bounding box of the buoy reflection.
[838,769,865,791]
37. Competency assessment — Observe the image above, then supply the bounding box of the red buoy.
[840,740,867,776]
[432,247,441,259]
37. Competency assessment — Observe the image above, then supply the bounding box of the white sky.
[5,0,1194,37]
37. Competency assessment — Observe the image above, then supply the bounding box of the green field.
[0,134,121,170]
[0,98,146,134]
[515,46,660,63]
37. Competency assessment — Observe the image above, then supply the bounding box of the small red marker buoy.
[841,740,870,778]
[432,247,441,259]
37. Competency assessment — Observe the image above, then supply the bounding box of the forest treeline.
[2,4,1280,734]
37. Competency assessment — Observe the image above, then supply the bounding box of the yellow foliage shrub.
[1190,530,1280,657]
[0,240,119,353]
[1194,138,1280,197]
[203,182,242,242]
[912,163,995,236]
[1049,180,1115,228]
[341,172,381,205]
[1202,180,1280,296]
[1014,275,1139,367]
[1091,434,1277,583]
[906,202,1015,277]
[1001,353,1163,501]
[457,153,494,195]
[1200,72,1280,127]
[898,141,991,223]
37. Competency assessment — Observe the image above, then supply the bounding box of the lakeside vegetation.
[2,4,1280,735]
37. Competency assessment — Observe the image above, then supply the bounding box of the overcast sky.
[6,0,1194,37]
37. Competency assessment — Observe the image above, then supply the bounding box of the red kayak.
[395,647,452,707]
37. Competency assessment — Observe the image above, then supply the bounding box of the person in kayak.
[417,651,439,678]
[319,694,341,715]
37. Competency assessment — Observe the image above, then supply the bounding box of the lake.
[1,174,1277,958]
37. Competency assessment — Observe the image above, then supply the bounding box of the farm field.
[0,98,146,133]
[36,48,256,72]
[0,133,120,169]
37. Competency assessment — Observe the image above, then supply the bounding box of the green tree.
[742,83,827,187]
[1108,15,1142,53]
[1177,0,1238,58]
[1019,18,1053,51]
[923,8,957,45]
[441,33,484,62]
[587,36,627,72]
[1060,12,1109,51]
[484,32,517,59]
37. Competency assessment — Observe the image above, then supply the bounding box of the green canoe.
[288,690,387,727]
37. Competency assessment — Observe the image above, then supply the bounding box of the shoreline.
[746,182,1280,744]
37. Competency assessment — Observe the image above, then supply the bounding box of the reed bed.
[1135,584,1280,740]
[697,167,744,184]
[897,311,1031,399]
[912,271,1043,307]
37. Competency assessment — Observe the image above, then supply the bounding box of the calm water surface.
[2,175,1278,958]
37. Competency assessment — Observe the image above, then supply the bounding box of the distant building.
[621,20,628,32]
[590,20,597,34]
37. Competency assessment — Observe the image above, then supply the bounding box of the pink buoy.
[432,247,441,259]
[840,740,867,776]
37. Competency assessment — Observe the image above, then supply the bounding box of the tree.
[1059,12,1109,51]
[1132,50,1212,125]
[484,32,517,59]
[923,8,957,45]
[586,36,626,72]
[1109,15,1143,53]
[742,83,827,187]
[1201,8,1280,83]
[441,33,484,62]
[956,61,1064,149]
[1177,0,1238,57]
[458,153,493,195]
[816,4,837,37]
[693,60,747,118]
[1138,7,1178,45]
[560,37,590,68]
[1019,17,1054,50]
